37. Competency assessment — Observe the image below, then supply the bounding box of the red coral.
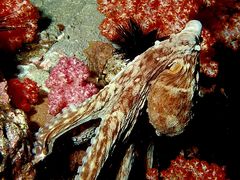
[146,168,159,180]
[7,78,39,112]
[97,0,240,78]
[197,0,240,51]
[46,56,99,116]
[0,0,39,51]
[160,154,227,179]
[98,0,204,41]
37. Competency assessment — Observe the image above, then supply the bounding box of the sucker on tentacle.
[72,126,97,146]
[33,20,202,179]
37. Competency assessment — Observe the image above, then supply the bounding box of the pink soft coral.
[46,56,99,116]
[0,0,39,51]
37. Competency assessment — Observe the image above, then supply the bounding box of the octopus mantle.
[33,20,202,179]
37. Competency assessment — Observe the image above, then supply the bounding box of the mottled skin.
[33,20,202,179]
[147,34,200,136]
[116,144,135,180]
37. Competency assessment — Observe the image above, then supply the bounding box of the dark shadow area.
[0,51,20,79]
[37,11,52,32]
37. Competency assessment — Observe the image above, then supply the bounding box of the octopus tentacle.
[33,85,116,163]
[76,82,149,179]
[116,144,135,180]
[33,20,202,179]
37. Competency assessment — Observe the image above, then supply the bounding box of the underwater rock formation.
[0,108,35,179]
[84,41,127,86]
[0,79,10,107]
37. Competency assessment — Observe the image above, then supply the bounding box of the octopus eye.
[169,61,183,73]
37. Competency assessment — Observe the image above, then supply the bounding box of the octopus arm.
[75,76,150,179]
[32,85,115,164]
[116,144,135,180]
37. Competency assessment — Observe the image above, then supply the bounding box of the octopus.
[32,20,202,179]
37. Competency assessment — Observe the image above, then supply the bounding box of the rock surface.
[18,0,107,91]
[31,0,107,62]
